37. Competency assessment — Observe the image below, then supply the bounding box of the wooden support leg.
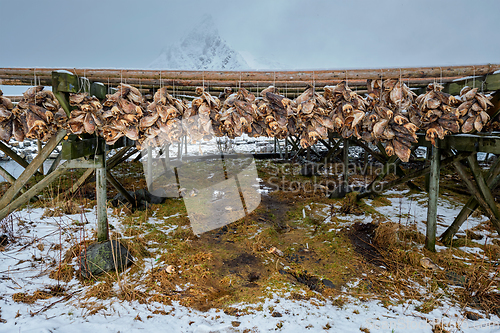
[426,145,440,252]
[425,146,432,192]
[467,154,500,223]
[358,152,471,200]
[147,145,153,186]
[96,156,108,243]
[37,140,44,175]
[453,159,500,226]
[47,151,63,175]
[67,168,94,195]
[0,129,66,210]
[441,157,500,243]
[106,170,136,207]
[0,140,35,173]
[0,163,68,221]
[343,138,349,191]
[323,139,342,163]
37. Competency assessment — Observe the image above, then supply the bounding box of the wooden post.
[0,129,66,210]
[0,162,68,221]
[425,146,432,192]
[285,137,289,160]
[147,145,153,186]
[47,151,63,175]
[37,140,44,175]
[426,144,440,252]
[441,156,500,243]
[343,138,349,191]
[96,148,108,242]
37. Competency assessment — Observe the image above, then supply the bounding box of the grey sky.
[0,0,499,70]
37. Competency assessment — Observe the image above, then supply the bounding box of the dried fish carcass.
[292,85,333,148]
[13,86,62,142]
[324,82,365,141]
[67,92,103,136]
[102,84,145,145]
[261,87,293,139]
[457,86,494,133]
[0,91,14,142]
[416,83,460,146]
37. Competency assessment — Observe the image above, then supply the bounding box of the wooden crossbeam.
[0,161,69,221]
[441,156,500,244]
[0,129,66,211]
[358,152,471,199]
[452,158,500,228]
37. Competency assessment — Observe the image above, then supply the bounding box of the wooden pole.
[0,163,68,222]
[47,151,63,175]
[2,65,498,84]
[453,159,500,224]
[343,139,349,191]
[0,129,66,210]
[426,144,440,252]
[467,154,500,221]
[147,145,153,186]
[37,140,44,175]
[96,153,108,242]
[106,170,136,207]
[441,156,500,243]
[0,140,37,174]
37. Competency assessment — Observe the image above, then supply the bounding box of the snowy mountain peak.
[149,14,250,71]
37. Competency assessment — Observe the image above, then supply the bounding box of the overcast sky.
[0,0,499,70]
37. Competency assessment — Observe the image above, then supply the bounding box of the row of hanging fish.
[0,81,496,162]
[0,87,67,143]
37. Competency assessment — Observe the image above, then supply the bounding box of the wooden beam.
[425,144,440,252]
[46,151,63,175]
[440,156,500,243]
[467,154,500,232]
[0,129,66,210]
[0,140,35,172]
[0,161,68,221]
[1,65,498,84]
[358,151,471,199]
[106,170,136,207]
[452,158,500,228]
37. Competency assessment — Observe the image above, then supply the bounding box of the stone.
[110,189,166,209]
[322,279,336,289]
[464,311,483,321]
[271,311,282,317]
[79,240,133,279]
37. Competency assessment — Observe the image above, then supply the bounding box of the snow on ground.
[1,186,500,332]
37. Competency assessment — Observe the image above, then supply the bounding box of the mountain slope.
[149,15,250,71]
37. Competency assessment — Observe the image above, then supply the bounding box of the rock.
[322,279,336,289]
[79,240,133,279]
[231,321,241,327]
[110,189,166,209]
[464,311,483,321]
[271,311,282,317]
[0,235,8,247]
[420,257,440,270]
